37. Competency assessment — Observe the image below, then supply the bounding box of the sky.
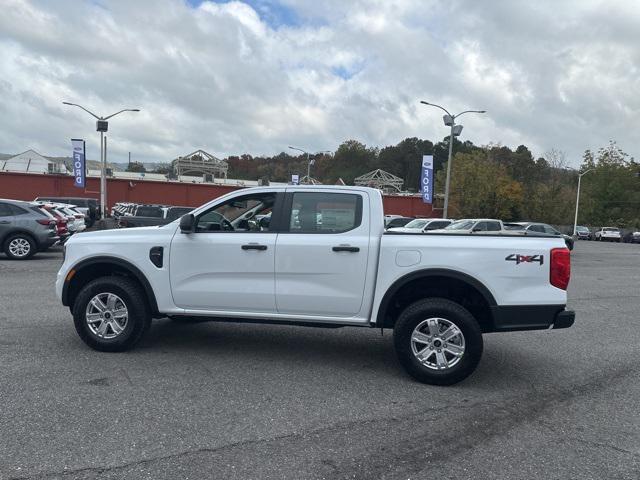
[0,0,638,166]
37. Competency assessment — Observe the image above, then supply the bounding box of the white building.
[0,149,69,174]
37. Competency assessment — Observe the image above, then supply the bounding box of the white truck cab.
[57,186,574,385]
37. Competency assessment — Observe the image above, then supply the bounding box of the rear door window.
[8,204,28,215]
[287,192,362,233]
[0,203,13,217]
[426,221,451,230]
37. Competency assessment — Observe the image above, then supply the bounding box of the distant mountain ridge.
[0,152,171,172]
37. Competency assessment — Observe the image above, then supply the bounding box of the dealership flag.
[71,139,86,188]
[421,155,433,204]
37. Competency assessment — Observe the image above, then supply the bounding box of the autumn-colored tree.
[442,150,524,220]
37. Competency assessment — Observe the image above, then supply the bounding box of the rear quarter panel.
[372,233,569,323]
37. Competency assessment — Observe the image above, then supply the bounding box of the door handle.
[242,244,268,251]
[332,245,359,253]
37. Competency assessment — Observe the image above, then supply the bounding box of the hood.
[66,224,167,246]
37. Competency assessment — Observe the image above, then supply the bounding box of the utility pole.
[288,146,331,184]
[420,101,486,218]
[62,102,140,226]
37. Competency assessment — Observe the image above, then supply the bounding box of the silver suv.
[0,199,59,260]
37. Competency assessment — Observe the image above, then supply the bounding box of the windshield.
[576,226,589,232]
[445,220,475,230]
[404,219,429,229]
[603,228,619,232]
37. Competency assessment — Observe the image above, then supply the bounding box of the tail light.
[550,248,571,290]
[36,219,54,226]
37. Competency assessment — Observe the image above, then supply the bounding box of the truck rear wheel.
[72,276,151,352]
[393,298,483,386]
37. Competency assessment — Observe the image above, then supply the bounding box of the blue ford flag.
[71,139,86,188]
[421,155,433,204]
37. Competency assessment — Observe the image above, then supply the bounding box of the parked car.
[35,196,100,226]
[37,204,70,244]
[385,216,414,229]
[504,222,574,251]
[57,186,573,386]
[436,218,505,234]
[575,225,592,240]
[594,227,622,242]
[117,205,192,228]
[388,218,453,233]
[0,199,59,259]
[56,205,86,234]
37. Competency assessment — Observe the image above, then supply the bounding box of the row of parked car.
[384,216,575,249]
[385,216,640,248]
[0,197,96,260]
[575,226,640,243]
[112,202,193,228]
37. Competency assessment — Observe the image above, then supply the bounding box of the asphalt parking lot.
[1,241,639,480]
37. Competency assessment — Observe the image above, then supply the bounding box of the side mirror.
[472,227,482,232]
[180,213,195,233]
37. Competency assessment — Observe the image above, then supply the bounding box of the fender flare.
[375,268,497,328]
[62,255,159,314]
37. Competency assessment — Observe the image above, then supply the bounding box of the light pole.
[420,101,486,218]
[573,169,594,236]
[62,102,140,224]
[288,146,331,184]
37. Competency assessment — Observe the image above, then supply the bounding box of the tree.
[126,161,146,173]
[445,150,524,219]
[578,141,640,227]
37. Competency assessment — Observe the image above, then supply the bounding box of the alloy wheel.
[410,317,466,370]
[85,293,129,339]
[8,238,31,257]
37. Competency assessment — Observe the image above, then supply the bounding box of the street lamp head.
[420,101,431,105]
[62,101,73,105]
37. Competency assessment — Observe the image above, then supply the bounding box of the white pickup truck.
[56,186,574,385]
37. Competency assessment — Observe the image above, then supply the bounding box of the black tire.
[72,276,151,352]
[3,233,36,260]
[393,298,483,386]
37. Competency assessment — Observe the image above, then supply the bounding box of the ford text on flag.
[71,139,85,188]
[421,155,433,204]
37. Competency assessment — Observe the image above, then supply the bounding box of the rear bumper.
[490,305,575,332]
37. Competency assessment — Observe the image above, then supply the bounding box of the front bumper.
[490,305,575,332]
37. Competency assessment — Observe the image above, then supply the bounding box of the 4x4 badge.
[505,254,544,265]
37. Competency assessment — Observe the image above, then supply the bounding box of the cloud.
[0,0,638,166]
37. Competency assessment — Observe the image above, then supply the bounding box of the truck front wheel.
[393,298,483,386]
[72,276,151,352]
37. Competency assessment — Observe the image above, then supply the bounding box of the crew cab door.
[169,191,281,313]
[275,190,370,317]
